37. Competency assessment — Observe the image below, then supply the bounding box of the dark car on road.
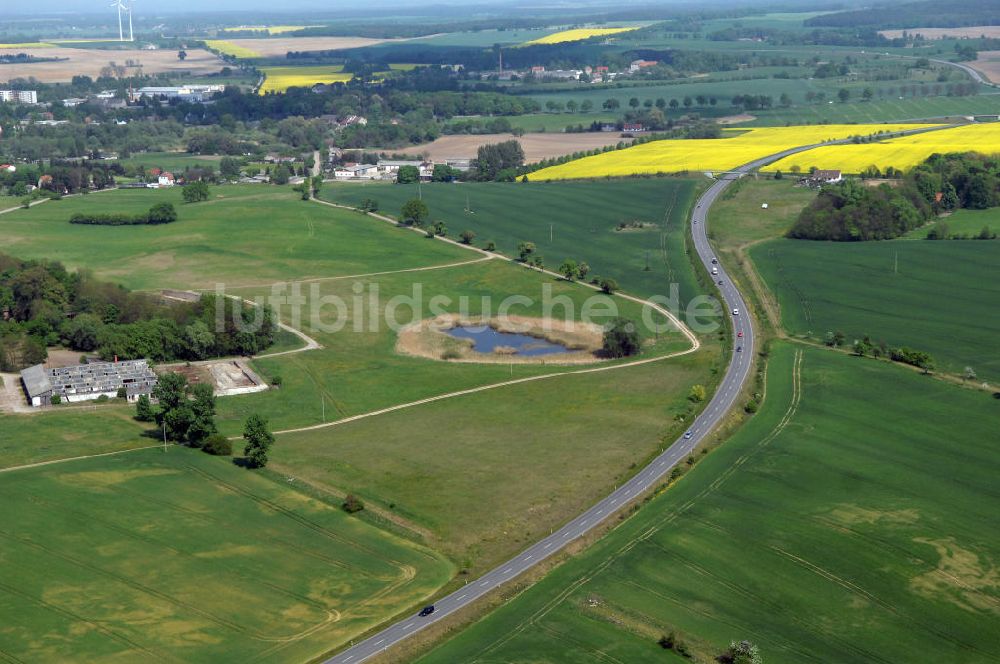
[419,605,435,617]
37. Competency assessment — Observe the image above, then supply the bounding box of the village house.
[629,59,658,73]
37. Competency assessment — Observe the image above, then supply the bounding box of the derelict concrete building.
[20,360,158,407]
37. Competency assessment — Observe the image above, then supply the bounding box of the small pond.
[446,325,571,356]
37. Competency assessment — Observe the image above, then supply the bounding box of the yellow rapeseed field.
[0,42,55,48]
[204,40,262,58]
[526,27,639,45]
[527,124,941,180]
[765,123,1000,174]
[258,66,353,94]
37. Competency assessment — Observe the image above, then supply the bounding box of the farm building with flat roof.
[20,360,158,407]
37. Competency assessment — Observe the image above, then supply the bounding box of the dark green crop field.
[419,342,1000,663]
[322,179,704,311]
[752,238,1000,381]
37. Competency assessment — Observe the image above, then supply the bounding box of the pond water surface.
[446,325,571,356]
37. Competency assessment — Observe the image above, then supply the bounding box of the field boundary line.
[0,443,168,475]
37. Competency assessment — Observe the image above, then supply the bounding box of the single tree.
[400,198,429,226]
[182,180,210,203]
[602,317,640,358]
[628,97,640,108]
[177,49,187,61]
[187,383,217,446]
[964,366,977,382]
[558,259,578,281]
[396,165,420,184]
[219,157,241,180]
[460,229,476,244]
[577,261,590,280]
[147,202,178,223]
[599,277,618,294]
[837,88,850,103]
[517,241,536,262]
[242,414,274,468]
[135,393,154,422]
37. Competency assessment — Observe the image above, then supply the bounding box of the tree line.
[0,253,276,371]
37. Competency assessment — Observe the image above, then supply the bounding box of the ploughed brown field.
[0,47,224,83]
[389,132,635,163]
[219,36,392,57]
[970,50,1000,84]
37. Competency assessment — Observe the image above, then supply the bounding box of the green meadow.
[752,238,1000,380]
[420,342,1000,663]
[269,344,719,574]
[114,151,223,173]
[0,185,468,290]
[0,447,452,663]
[904,207,1000,239]
[322,179,703,310]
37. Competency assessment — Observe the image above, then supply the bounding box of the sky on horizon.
[6,0,453,13]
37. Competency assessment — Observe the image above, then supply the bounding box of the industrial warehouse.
[20,360,158,407]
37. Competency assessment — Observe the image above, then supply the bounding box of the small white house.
[157,172,175,187]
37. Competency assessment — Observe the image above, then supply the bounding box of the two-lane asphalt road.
[326,128,956,664]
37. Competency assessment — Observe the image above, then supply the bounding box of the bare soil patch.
[44,349,90,368]
[396,314,606,364]
[390,132,634,164]
[880,26,1000,40]
[717,114,756,125]
[223,36,390,57]
[0,47,224,83]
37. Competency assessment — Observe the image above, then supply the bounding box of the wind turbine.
[111,0,124,41]
[110,0,134,42]
[126,0,134,42]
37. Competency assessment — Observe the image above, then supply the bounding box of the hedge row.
[70,202,178,226]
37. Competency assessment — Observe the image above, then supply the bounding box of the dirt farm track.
[0,47,224,83]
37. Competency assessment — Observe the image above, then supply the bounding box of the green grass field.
[0,405,150,470]
[708,177,816,250]
[904,208,1000,239]
[419,342,1000,663]
[752,239,1000,381]
[0,186,468,290]
[0,447,452,662]
[321,180,704,310]
[269,342,719,575]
